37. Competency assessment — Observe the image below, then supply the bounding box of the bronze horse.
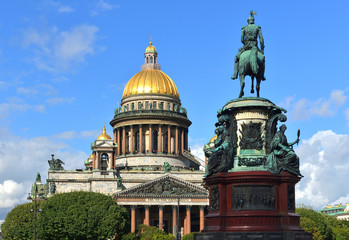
[235,47,265,98]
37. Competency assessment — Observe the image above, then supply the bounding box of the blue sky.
[1,0,349,220]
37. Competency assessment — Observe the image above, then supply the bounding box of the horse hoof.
[251,90,254,93]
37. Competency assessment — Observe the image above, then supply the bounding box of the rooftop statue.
[48,154,65,170]
[231,11,266,98]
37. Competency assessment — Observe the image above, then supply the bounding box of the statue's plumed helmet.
[247,16,255,24]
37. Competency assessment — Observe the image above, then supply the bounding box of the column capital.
[131,205,137,210]
[172,205,178,210]
[158,205,164,210]
[186,205,191,210]
[144,205,150,210]
[200,205,206,210]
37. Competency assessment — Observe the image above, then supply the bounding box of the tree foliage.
[1,191,129,240]
[182,232,199,240]
[296,206,349,240]
[37,191,129,240]
[1,201,44,240]
[122,224,175,240]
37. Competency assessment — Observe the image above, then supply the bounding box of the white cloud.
[296,130,349,209]
[0,127,88,217]
[16,84,57,96]
[281,90,347,120]
[90,0,119,16]
[47,1,75,13]
[53,129,100,140]
[57,5,75,13]
[45,97,75,105]
[21,24,99,72]
[0,180,28,209]
[0,100,45,119]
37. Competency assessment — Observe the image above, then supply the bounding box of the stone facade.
[36,42,209,237]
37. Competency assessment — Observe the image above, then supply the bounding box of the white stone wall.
[48,170,205,196]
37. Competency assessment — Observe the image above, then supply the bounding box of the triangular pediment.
[113,174,208,198]
[95,140,113,147]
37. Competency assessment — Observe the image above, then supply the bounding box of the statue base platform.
[195,171,311,240]
[194,231,312,240]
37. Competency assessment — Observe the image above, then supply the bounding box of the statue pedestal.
[198,97,311,239]
[195,171,311,240]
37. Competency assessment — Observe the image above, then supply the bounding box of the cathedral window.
[145,101,149,109]
[138,102,143,110]
[152,130,158,153]
[150,56,153,63]
[159,102,164,110]
[101,153,108,170]
[135,131,139,153]
[163,132,168,154]
[131,102,135,110]
[167,102,171,110]
[153,101,157,109]
[146,57,149,63]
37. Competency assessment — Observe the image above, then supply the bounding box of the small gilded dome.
[209,135,217,143]
[97,126,111,140]
[122,68,179,98]
[145,41,157,53]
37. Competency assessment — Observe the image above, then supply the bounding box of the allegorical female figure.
[265,124,302,177]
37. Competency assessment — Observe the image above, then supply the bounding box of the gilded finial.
[150,35,152,45]
[102,125,106,134]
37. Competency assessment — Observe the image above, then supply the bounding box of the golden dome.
[209,135,217,143]
[145,41,157,53]
[97,126,111,140]
[122,68,179,98]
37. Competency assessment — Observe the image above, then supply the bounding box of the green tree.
[37,191,129,240]
[122,225,175,240]
[182,232,199,240]
[296,207,334,240]
[1,201,45,240]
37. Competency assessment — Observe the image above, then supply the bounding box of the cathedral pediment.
[113,174,208,198]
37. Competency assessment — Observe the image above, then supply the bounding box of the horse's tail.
[250,46,259,75]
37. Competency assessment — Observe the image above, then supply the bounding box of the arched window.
[101,153,108,170]
[164,132,168,154]
[146,57,149,63]
[135,131,139,153]
[150,56,153,63]
[126,132,130,154]
[152,130,158,153]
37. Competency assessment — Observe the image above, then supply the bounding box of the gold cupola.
[97,125,111,140]
[122,42,180,99]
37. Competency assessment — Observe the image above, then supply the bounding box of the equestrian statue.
[231,11,266,98]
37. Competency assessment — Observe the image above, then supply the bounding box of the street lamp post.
[176,197,181,240]
[27,185,38,240]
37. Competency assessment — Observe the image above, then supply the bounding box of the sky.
[1,0,349,220]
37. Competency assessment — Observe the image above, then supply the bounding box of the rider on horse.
[232,11,266,80]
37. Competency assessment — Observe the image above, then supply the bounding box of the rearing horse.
[236,47,265,98]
